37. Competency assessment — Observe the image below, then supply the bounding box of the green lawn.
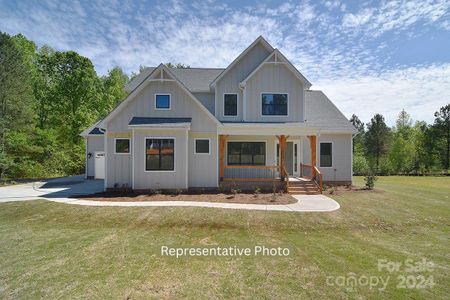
[0,177,449,299]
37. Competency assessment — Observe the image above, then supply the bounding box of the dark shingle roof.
[128,117,192,126]
[125,67,224,92]
[89,127,104,135]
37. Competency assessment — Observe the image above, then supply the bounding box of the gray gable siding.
[244,63,305,122]
[215,43,272,121]
[107,81,217,133]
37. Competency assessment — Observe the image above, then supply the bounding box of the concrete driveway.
[0,175,104,203]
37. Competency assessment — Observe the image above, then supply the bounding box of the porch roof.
[128,117,192,129]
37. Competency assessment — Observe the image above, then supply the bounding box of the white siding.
[317,134,352,182]
[107,81,217,132]
[106,134,132,188]
[86,136,104,178]
[105,79,219,189]
[244,64,304,122]
[188,133,218,187]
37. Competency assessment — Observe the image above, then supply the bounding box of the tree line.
[0,32,129,181]
[0,31,448,181]
[351,106,449,175]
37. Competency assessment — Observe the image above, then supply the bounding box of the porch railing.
[313,166,323,194]
[223,165,278,182]
[300,163,323,194]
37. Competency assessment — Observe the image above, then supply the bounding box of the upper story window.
[320,142,332,167]
[115,138,130,154]
[262,93,288,116]
[224,94,237,116]
[155,94,171,110]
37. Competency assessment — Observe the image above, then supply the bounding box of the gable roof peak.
[210,36,274,87]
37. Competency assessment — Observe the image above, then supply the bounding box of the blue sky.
[1,0,450,125]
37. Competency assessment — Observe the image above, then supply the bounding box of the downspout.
[240,84,246,121]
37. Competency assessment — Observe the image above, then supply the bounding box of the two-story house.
[81,36,357,193]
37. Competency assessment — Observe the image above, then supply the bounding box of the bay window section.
[145,138,174,171]
[227,142,265,166]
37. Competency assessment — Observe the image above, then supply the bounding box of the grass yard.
[0,177,449,299]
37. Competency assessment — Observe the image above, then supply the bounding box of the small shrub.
[364,173,377,190]
[328,187,335,195]
[253,186,261,195]
[175,188,183,195]
[218,184,225,193]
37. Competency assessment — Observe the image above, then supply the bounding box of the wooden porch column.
[307,135,317,176]
[219,135,228,181]
[276,135,289,178]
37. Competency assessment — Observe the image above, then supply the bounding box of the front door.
[94,151,105,179]
[276,140,301,176]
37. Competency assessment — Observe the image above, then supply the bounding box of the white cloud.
[314,64,450,125]
[342,8,374,28]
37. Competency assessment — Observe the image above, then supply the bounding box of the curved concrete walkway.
[0,176,340,212]
[45,195,340,212]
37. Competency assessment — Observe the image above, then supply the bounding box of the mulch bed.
[72,192,296,205]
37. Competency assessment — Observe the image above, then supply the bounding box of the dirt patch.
[72,191,296,205]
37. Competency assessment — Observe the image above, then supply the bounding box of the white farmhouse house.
[81,36,357,194]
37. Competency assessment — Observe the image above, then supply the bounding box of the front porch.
[218,134,323,194]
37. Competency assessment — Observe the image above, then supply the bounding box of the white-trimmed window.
[227,142,266,165]
[145,138,175,171]
[155,94,171,110]
[115,138,131,154]
[320,142,332,167]
[195,139,210,154]
[262,93,288,115]
[224,94,237,116]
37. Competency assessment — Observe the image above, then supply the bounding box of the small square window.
[115,139,130,154]
[195,139,210,154]
[155,94,170,109]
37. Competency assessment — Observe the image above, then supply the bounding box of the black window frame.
[155,94,171,109]
[145,138,175,171]
[261,93,288,116]
[319,142,332,168]
[224,94,238,116]
[195,139,210,154]
[115,138,131,154]
[227,142,266,166]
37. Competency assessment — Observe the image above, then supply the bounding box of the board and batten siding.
[302,134,353,183]
[133,129,188,190]
[107,81,217,132]
[105,132,132,188]
[215,43,271,121]
[86,136,104,178]
[105,79,219,189]
[244,63,304,122]
[188,133,218,187]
